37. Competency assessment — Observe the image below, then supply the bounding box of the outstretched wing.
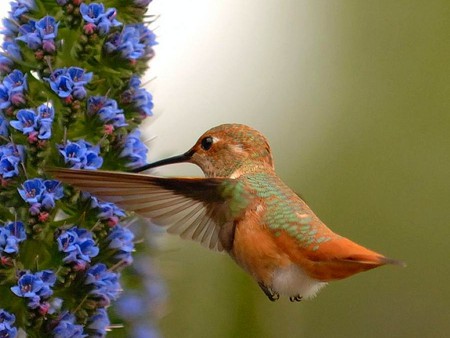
[48,168,246,251]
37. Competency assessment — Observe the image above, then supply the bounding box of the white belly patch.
[271,264,327,299]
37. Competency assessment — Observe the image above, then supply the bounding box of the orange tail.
[291,236,405,281]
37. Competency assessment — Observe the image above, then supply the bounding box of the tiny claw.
[270,292,280,302]
[258,282,280,302]
[289,295,303,302]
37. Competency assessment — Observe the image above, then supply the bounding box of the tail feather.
[380,256,407,267]
[342,252,406,267]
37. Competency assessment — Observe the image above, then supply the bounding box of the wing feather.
[48,168,246,252]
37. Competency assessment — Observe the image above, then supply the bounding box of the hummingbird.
[48,124,404,302]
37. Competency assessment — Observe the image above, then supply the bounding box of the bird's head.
[137,124,274,177]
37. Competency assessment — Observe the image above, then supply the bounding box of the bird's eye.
[201,136,213,150]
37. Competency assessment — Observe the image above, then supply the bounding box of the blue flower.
[85,263,121,303]
[0,84,11,109]
[121,76,154,117]
[11,270,55,310]
[35,16,58,40]
[0,156,20,178]
[2,41,22,61]
[41,180,63,208]
[5,221,26,241]
[0,55,14,74]
[17,178,63,212]
[10,109,37,134]
[37,119,52,139]
[105,24,156,61]
[57,227,99,267]
[53,312,86,338]
[84,151,103,170]
[0,309,17,338]
[120,129,148,168]
[1,18,19,38]
[37,103,55,121]
[0,144,23,179]
[66,67,93,86]
[17,20,41,50]
[91,198,125,224]
[18,178,45,204]
[80,3,107,24]
[36,103,55,139]
[47,73,73,98]
[59,141,84,167]
[87,96,127,128]
[107,225,134,264]
[133,86,154,117]
[86,308,110,337]
[45,67,92,100]
[17,16,58,52]
[10,0,35,21]
[3,70,28,92]
[34,270,56,298]
[80,3,121,36]
[59,140,103,170]
[11,273,44,299]
[0,221,26,254]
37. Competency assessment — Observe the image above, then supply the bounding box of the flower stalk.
[0,0,164,336]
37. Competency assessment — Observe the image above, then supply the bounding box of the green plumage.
[243,172,331,248]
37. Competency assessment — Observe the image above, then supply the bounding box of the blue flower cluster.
[57,227,99,270]
[80,3,121,36]
[18,178,63,215]
[17,15,59,53]
[87,308,110,337]
[0,43,20,75]
[85,263,121,305]
[11,270,56,313]
[115,256,166,338]
[0,143,24,180]
[91,197,126,226]
[0,309,17,338]
[120,129,148,168]
[105,23,156,61]
[52,312,86,338]
[45,67,93,101]
[9,0,35,21]
[87,96,127,129]
[10,103,55,142]
[122,76,154,117]
[107,225,135,265]
[59,140,103,169]
[0,221,26,256]
[0,69,27,112]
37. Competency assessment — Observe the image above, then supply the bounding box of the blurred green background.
[145,0,450,337]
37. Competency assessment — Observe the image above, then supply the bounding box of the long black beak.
[130,149,194,173]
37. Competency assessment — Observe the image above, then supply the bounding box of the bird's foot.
[258,282,280,302]
[289,295,303,302]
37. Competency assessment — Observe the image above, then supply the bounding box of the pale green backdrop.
[145,1,450,337]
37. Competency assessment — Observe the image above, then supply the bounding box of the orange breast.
[231,214,292,285]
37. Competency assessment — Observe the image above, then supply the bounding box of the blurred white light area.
[145,0,322,176]
[0,1,329,178]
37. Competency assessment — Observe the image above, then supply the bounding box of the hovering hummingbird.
[49,124,404,302]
